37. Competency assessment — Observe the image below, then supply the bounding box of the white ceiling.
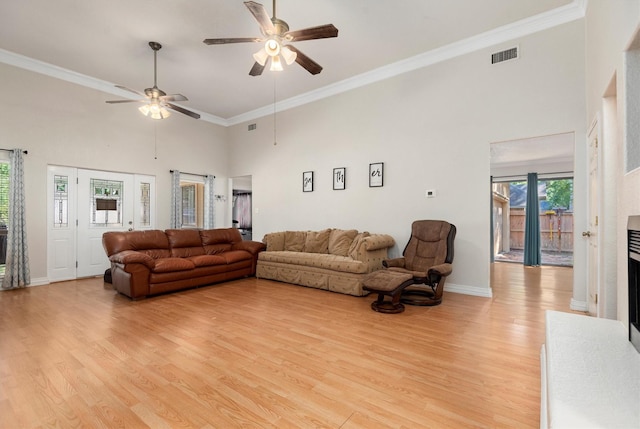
[0,0,581,125]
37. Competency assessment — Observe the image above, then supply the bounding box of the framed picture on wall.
[333,167,346,190]
[303,171,314,192]
[369,162,384,187]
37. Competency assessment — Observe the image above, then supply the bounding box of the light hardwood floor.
[0,263,575,428]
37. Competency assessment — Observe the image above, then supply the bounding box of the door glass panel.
[90,178,123,227]
[140,182,151,227]
[53,175,69,228]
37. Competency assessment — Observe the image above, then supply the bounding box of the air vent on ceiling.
[491,47,518,65]
[248,123,257,131]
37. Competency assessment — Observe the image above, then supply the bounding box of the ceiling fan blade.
[249,62,265,76]
[115,85,146,97]
[105,99,144,104]
[166,103,201,120]
[161,94,188,102]
[203,37,262,45]
[244,1,276,35]
[285,46,323,75]
[284,24,338,42]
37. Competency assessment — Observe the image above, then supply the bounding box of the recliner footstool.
[362,271,414,313]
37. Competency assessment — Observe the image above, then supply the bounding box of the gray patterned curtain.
[170,170,181,229]
[2,149,30,289]
[204,175,215,229]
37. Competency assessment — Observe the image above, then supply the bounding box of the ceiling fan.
[203,0,338,76]
[106,42,200,120]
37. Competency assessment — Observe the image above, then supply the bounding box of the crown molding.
[0,0,586,128]
[228,0,586,125]
[0,48,228,126]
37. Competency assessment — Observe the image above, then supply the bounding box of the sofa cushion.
[166,229,206,257]
[200,228,243,245]
[258,251,367,274]
[328,229,358,257]
[152,258,196,273]
[348,231,371,260]
[103,230,169,256]
[200,228,241,255]
[304,228,332,253]
[220,250,253,264]
[263,231,285,251]
[186,255,227,267]
[285,231,306,252]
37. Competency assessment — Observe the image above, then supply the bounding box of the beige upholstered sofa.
[256,228,395,296]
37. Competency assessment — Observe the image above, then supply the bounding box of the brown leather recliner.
[383,220,456,306]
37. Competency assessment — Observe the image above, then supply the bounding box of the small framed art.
[303,171,314,192]
[333,167,346,190]
[369,162,384,187]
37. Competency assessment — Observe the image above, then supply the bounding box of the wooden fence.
[510,209,573,252]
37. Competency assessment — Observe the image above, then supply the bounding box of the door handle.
[582,231,591,237]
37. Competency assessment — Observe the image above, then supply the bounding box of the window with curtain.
[171,171,214,229]
[181,182,204,228]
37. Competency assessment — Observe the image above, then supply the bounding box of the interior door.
[586,127,599,316]
[76,169,134,278]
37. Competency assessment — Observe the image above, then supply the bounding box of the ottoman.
[362,270,414,313]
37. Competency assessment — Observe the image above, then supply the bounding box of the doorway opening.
[490,133,575,267]
[230,175,252,241]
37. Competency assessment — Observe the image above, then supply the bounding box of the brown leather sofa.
[102,228,266,299]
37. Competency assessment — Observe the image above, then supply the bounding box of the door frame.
[46,166,156,281]
[586,117,601,316]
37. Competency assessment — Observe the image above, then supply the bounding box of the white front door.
[77,169,134,278]
[47,166,77,282]
[47,167,156,280]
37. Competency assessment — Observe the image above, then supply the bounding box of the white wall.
[228,21,586,297]
[584,0,640,326]
[0,63,230,282]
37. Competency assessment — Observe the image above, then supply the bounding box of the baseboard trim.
[30,277,50,287]
[0,276,49,290]
[445,283,493,298]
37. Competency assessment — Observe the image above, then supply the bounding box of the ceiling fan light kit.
[252,48,269,66]
[203,0,338,76]
[281,46,297,65]
[270,54,283,72]
[264,38,281,56]
[138,102,171,120]
[106,41,200,120]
